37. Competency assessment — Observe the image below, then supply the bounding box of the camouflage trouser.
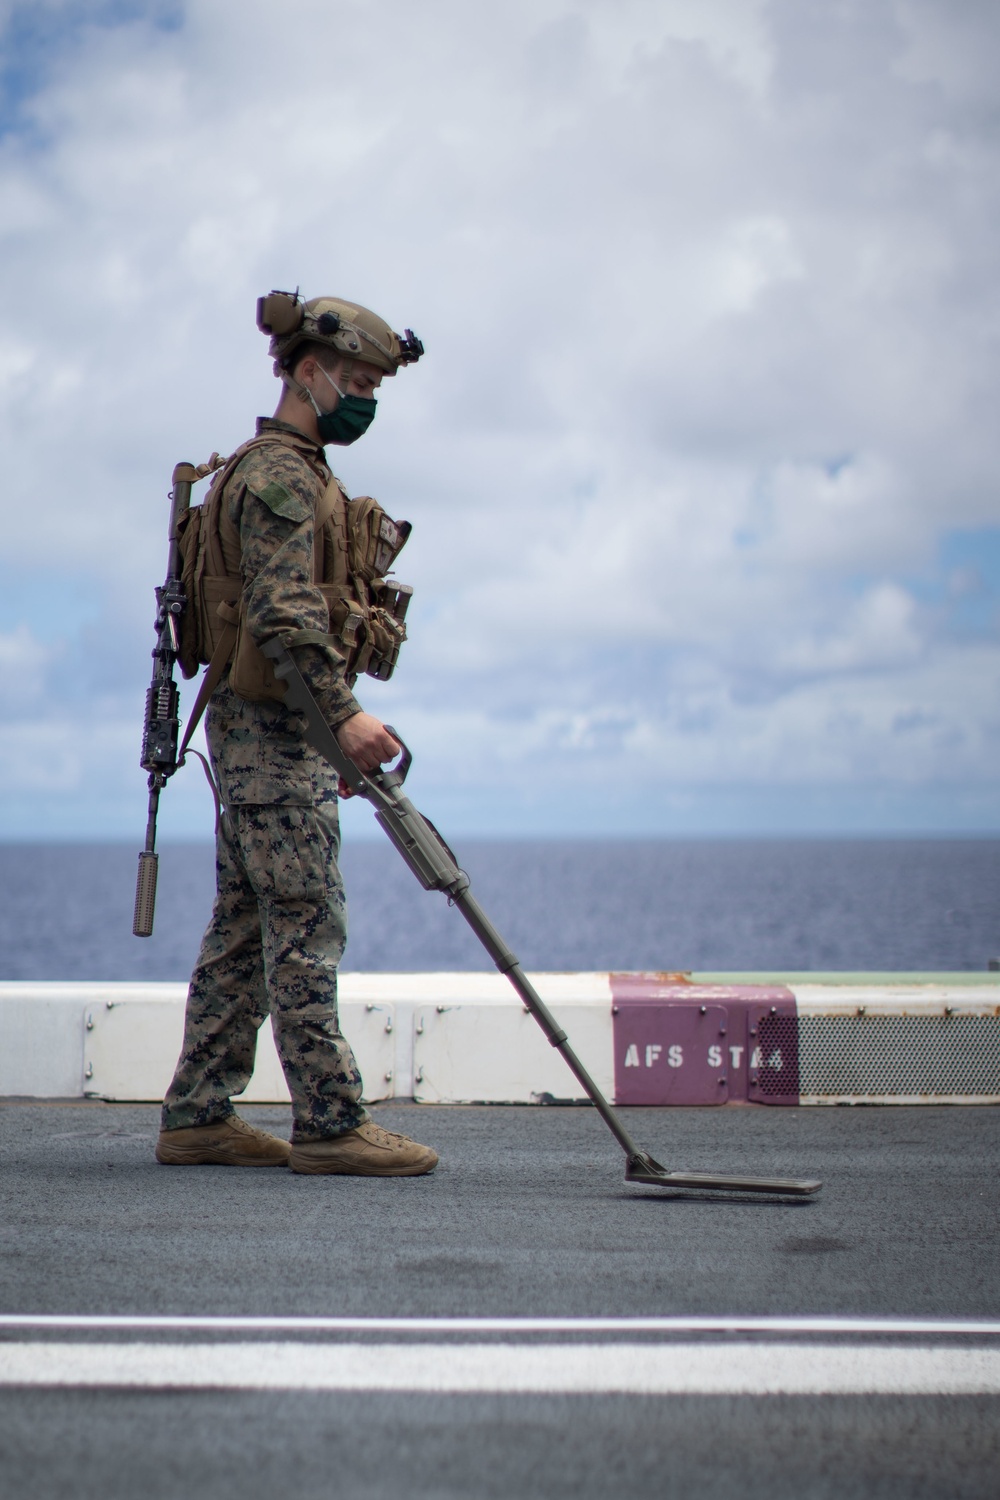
[161,687,368,1141]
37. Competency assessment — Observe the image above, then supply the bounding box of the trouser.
[160,796,368,1141]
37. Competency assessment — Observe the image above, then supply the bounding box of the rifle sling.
[176,620,236,830]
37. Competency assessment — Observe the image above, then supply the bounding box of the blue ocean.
[0,838,997,980]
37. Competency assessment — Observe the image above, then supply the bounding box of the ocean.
[0,837,997,981]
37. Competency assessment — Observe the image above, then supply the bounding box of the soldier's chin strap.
[278,366,311,403]
[277,355,355,411]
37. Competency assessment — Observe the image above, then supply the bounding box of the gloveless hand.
[335,712,400,796]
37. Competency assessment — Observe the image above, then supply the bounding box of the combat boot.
[289,1121,438,1176]
[155,1115,291,1167]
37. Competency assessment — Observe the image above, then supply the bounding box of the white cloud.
[0,0,997,835]
[0,625,52,713]
[773,582,923,676]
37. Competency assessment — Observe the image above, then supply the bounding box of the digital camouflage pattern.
[161,420,370,1140]
[161,686,368,1140]
[234,418,360,727]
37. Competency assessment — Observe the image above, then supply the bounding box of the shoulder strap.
[315,477,342,532]
[312,476,345,583]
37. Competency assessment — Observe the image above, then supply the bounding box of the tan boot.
[289,1121,438,1177]
[155,1115,291,1167]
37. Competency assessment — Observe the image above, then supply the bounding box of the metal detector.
[261,637,822,1199]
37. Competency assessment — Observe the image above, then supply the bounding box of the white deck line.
[2,1342,999,1394]
[2,1314,999,1337]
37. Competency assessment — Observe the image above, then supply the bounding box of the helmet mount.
[256,290,424,377]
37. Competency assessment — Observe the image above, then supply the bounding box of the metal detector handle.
[379,726,412,790]
[262,641,412,803]
[262,640,467,895]
[363,733,469,894]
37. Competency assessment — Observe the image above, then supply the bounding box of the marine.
[156,292,437,1176]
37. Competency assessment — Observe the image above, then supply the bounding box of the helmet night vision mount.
[257,289,424,376]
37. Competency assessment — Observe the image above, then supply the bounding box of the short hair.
[287,339,342,377]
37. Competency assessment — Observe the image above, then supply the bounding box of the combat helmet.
[257,290,424,377]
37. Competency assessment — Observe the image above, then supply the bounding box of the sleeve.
[231,447,361,727]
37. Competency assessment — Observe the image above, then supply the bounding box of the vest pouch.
[318,584,372,682]
[321,584,352,633]
[198,573,241,662]
[347,496,411,582]
[225,603,287,704]
[366,607,407,681]
[363,578,410,681]
[344,599,375,678]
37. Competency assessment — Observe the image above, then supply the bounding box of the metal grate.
[754,1012,1000,1100]
[752,1015,799,1099]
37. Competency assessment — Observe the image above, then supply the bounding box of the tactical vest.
[175,433,412,702]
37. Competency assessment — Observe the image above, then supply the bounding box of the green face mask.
[313,367,377,445]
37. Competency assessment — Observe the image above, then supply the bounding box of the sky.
[0,0,998,841]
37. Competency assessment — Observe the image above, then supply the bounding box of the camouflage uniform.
[161,418,369,1142]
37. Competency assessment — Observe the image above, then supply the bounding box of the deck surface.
[1,1100,998,1498]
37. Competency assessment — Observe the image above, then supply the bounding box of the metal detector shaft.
[262,636,821,1198]
[416,893,818,1194]
[448,888,647,1160]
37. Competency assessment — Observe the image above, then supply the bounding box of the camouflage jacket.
[226,417,361,729]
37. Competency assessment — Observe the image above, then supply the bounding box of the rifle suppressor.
[133,851,159,938]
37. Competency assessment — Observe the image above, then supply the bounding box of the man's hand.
[335,712,400,796]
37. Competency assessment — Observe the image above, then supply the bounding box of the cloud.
[0,0,997,837]
[0,624,52,714]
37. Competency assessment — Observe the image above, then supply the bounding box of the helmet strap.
[277,352,353,408]
[276,365,314,405]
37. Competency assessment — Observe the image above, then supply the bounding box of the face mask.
[308,366,378,445]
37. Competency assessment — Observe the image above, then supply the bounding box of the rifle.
[260,634,822,1199]
[132,462,200,937]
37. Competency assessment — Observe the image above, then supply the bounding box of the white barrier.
[1,975,997,1105]
[0,975,613,1105]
